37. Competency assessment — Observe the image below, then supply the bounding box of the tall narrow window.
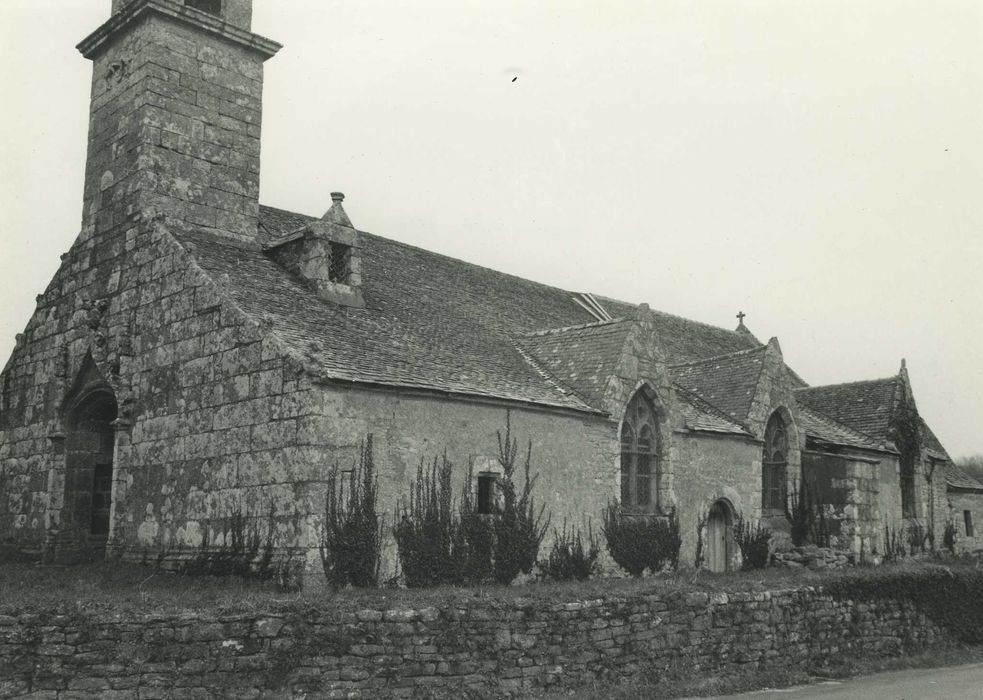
[965,510,975,538]
[762,412,788,512]
[900,458,916,518]
[620,392,659,512]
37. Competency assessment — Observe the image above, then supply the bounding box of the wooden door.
[707,502,730,573]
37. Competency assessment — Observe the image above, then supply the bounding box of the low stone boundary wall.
[0,587,946,699]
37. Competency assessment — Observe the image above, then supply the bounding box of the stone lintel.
[77,0,282,61]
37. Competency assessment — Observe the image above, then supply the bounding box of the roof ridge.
[647,305,761,339]
[668,344,767,369]
[795,376,898,392]
[522,318,627,338]
[259,204,768,345]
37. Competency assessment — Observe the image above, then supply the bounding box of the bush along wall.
[1,566,978,698]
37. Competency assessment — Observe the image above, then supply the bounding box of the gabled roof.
[214,205,760,412]
[171,206,764,415]
[798,405,884,452]
[794,377,899,443]
[673,385,753,436]
[669,346,768,427]
[518,319,634,408]
[946,463,983,492]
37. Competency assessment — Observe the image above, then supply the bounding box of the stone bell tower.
[76,0,280,244]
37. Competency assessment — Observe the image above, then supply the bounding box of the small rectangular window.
[965,510,975,538]
[185,0,222,15]
[477,474,498,515]
[329,242,352,284]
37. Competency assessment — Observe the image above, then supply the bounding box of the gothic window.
[620,392,659,512]
[761,412,788,512]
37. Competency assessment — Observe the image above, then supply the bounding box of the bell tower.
[77,0,280,244]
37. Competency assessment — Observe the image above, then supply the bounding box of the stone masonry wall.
[672,433,761,567]
[950,490,983,553]
[0,586,947,699]
[0,220,327,562]
[302,384,619,575]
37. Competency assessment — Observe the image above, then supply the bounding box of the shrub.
[883,524,907,562]
[319,436,382,588]
[733,515,771,570]
[393,453,460,588]
[826,565,983,644]
[181,505,267,577]
[785,479,831,548]
[602,504,681,577]
[458,461,494,585]
[906,522,929,556]
[542,519,600,581]
[491,412,550,585]
[943,520,958,554]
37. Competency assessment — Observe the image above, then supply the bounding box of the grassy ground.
[0,553,979,614]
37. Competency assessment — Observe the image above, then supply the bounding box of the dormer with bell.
[265,193,365,308]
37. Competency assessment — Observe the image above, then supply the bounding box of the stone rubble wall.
[771,545,852,570]
[0,586,946,699]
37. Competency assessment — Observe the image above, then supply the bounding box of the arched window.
[620,392,660,512]
[762,412,788,512]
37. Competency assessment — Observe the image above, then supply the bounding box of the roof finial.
[322,191,353,227]
[736,310,746,325]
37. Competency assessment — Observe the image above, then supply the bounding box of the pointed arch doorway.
[706,499,735,573]
[66,390,117,539]
[60,357,119,556]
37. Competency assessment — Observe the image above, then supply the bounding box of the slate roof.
[794,378,899,443]
[673,386,752,436]
[518,319,633,408]
[798,405,883,452]
[669,346,767,427]
[946,463,983,492]
[182,205,760,415]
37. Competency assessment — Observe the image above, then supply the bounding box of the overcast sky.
[1,0,980,458]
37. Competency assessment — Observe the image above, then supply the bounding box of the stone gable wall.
[0,221,327,562]
[0,587,947,698]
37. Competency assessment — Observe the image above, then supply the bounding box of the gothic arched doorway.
[64,389,118,544]
[706,499,735,573]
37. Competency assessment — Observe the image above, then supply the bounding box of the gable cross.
[736,311,746,324]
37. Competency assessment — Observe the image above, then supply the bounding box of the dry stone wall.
[0,586,947,699]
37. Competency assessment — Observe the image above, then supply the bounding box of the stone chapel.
[1,0,979,574]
